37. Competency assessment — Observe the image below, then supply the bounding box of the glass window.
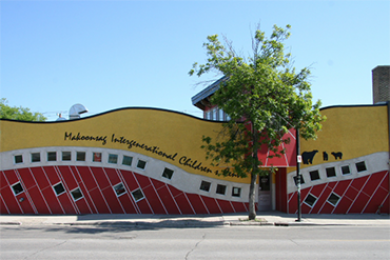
[304,194,317,207]
[309,170,320,181]
[62,151,71,161]
[113,183,126,197]
[341,165,351,175]
[122,155,133,166]
[31,153,40,162]
[205,111,211,120]
[93,152,102,162]
[53,183,65,196]
[219,109,224,121]
[326,167,336,178]
[14,155,23,164]
[47,152,57,161]
[199,181,211,192]
[232,187,241,197]
[11,182,24,196]
[356,161,367,172]
[137,159,146,169]
[213,108,217,120]
[76,152,86,161]
[70,187,83,201]
[216,184,226,195]
[132,189,144,202]
[108,154,118,164]
[328,193,340,206]
[162,168,174,179]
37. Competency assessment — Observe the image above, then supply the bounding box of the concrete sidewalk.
[0,212,389,227]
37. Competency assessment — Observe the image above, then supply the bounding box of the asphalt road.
[1,224,389,260]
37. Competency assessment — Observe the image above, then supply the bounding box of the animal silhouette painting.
[302,150,318,164]
[331,152,343,160]
[323,152,328,161]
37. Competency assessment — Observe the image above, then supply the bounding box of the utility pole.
[295,127,302,222]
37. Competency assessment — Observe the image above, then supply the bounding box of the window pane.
[108,154,118,164]
[356,161,367,172]
[137,160,146,169]
[14,155,23,164]
[47,152,57,161]
[31,153,40,162]
[77,152,86,161]
[93,152,102,162]
[304,194,317,207]
[328,193,340,206]
[132,189,144,202]
[200,181,211,192]
[341,165,351,175]
[53,183,65,196]
[122,156,133,166]
[232,187,241,197]
[162,168,174,179]
[113,183,126,197]
[12,183,24,196]
[326,167,336,178]
[62,151,71,161]
[71,188,83,201]
[216,184,226,195]
[309,170,320,181]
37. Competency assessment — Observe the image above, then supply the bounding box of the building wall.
[0,108,253,215]
[287,104,389,214]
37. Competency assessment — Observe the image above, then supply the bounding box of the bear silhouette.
[331,152,342,160]
[323,151,328,161]
[302,150,318,164]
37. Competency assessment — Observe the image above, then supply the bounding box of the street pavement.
[1,212,389,227]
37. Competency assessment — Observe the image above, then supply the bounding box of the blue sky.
[1,0,389,121]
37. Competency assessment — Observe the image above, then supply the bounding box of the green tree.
[189,25,325,220]
[0,98,47,121]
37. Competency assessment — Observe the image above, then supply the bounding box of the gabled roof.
[191,76,228,110]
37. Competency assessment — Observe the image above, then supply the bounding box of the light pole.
[295,127,302,222]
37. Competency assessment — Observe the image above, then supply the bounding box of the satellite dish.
[69,104,88,119]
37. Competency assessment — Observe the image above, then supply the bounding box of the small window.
[232,187,241,197]
[200,181,211,192]
[108,154,118,164]
[162,168,174,179]
[62,151,71,161]
[113,183,126,197]
[93,152,102,162]
[137,159,146,169]
[11,182,24,196]
[14,155,23,164]
[132,189,144,202]
[76,152,86,161]
[122,155,133,166]
[47,152,57,161]
[70,187,83,201]
[31,153,40,162]
[309,170,320,181]
[326,167,336,178]
[216,184,226,195]
[53,182,65,196]
[328,193,340,206]
[213,108,217,120]
[219,109,224,121]
[356,161,367,172]
[341,165,351,175]
[304,194,317,207]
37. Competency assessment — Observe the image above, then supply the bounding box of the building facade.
[0,68,389,215]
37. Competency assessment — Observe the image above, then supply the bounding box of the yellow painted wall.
[0,108,250,183]
[299,105,388,168]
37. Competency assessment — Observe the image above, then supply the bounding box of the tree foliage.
[190,24,325,219]
[0,98,47,121]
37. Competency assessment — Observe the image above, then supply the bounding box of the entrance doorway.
[258,173,272,211]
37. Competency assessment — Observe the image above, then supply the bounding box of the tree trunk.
[248,172,257,220]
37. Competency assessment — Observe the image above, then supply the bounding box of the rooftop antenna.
[69,104,88,120]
